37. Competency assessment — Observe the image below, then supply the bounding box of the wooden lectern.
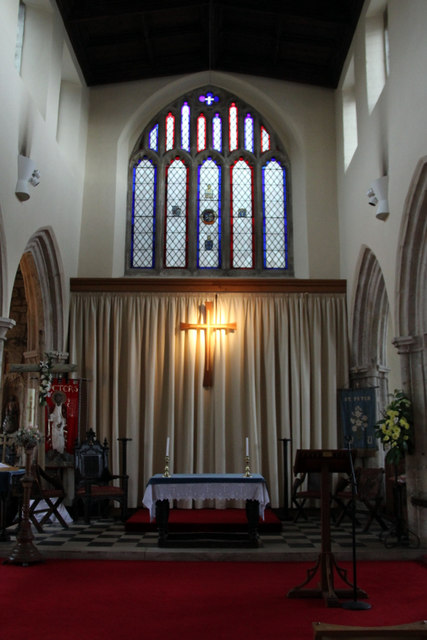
[287,449,368,607]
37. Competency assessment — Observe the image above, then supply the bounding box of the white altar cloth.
[142,473,270,521]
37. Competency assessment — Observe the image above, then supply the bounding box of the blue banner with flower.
[338,388,377,450]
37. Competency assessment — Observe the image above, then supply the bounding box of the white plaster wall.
[336,0,427,343]
[0,0,89,322]
[79,71,338,278]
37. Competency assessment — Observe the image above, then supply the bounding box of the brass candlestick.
[244,455,252,478]
[163,455,171,478]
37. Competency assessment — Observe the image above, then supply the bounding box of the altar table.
[142,473,270,547]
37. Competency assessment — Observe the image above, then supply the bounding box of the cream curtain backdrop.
[68,291,349,509]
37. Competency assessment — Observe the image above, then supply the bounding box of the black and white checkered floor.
[2,512,424,562]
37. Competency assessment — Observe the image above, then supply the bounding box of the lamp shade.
[15,155,36,202]
[372,176,389,220]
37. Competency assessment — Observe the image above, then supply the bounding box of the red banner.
[45,379,80,454]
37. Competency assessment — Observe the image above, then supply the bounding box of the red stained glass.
[229,103,238,151]
[197,113,206,152]
[165,112,175,151]
[261,125,270,152]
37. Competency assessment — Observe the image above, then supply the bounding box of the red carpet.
[125,507,282,534]
[1,559,426,640]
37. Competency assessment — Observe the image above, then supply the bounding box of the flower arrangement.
[39,354,53,405]
[375,389,414,466]
[15,425,43,449]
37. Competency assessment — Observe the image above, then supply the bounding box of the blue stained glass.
[199,92,219,105]
[244,114,254,152]
[149,124,158,151]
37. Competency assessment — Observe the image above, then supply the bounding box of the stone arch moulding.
[396,156,427,339]
[0,206,6,316]
[350,246,390,407]
[24,227,66,353]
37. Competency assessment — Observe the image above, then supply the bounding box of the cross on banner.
[180,300,236,388]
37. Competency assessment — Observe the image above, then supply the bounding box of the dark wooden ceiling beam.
[54,0,364,89]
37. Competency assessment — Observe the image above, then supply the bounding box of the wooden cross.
[180,301,236,388]
[7,359,77,424]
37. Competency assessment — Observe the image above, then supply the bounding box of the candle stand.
[243,455,252,477]
[4,446,43,566]
[163,456,171,478]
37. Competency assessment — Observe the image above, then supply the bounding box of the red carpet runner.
[125,507,282,534]
[1,559,426,640]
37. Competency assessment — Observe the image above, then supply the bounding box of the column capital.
[0,317,16,341]
[393,334,426,354]
[46,351,70,365]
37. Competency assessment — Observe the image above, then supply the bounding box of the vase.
[4,445,44,566]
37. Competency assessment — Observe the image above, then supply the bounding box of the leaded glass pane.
[165,158,187,267]
[262,160,287,269]
[229,103,238,151]
[165,112,175,151]
[131,158,156,268]
[244,114,254,152]
[198,158,221,269]
[231,159,254,268]
[181,102,190,151]
[197,113,206,152]
[213,114,222,151]
[261,125,271,152]
[149,124,159,151]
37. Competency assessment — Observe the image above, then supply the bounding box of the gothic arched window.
[127,88,291,276]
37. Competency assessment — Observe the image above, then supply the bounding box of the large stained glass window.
[128,88,291,275]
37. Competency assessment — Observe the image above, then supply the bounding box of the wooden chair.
[333,467,387,533]
[291,472,321,521]
[29,463,69,533]
[73,429,128,524]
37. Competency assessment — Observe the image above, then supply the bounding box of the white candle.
[246,437,249,457]
[27,389,36,426]
[166,437,170,458]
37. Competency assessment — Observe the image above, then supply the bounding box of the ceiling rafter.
[54,0,365,88]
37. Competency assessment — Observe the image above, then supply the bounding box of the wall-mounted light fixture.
[15,154,40,202]
[366,176,389,220]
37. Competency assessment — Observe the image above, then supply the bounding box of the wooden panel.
[313,620,427,639]
[70,277,346,294]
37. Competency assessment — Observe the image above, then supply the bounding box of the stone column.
[393,333,427,545]
[350,363,390,411]
[0,318,17,407]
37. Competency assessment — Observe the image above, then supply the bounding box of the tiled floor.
[2,512,425,562]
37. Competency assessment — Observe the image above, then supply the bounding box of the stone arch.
[1,227,66,433]
[394,157,427,544]
[24,227,66,353]
[350,246,390,407]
